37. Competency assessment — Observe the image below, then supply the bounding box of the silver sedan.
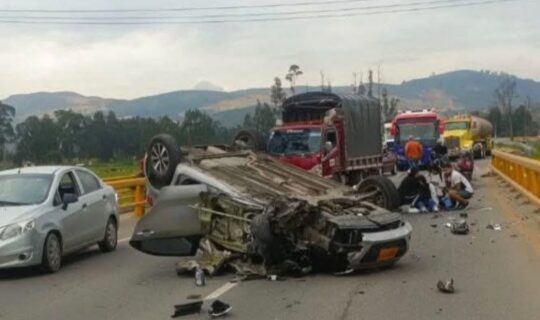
[0,166,119,273]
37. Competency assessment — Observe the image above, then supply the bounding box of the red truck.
[235,92,384,186]
[144,92,399,210]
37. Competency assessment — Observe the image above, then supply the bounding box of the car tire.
[145,134,182,189]
[356,176,400,210]
[41,232,62,273]
[232,129,266,151]
[98,217,118,253]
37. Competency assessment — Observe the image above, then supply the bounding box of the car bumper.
[0,232,43,269]
[347,222,413,270]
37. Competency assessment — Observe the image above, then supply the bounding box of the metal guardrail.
[491,150,540,206]
[103,176,146,217]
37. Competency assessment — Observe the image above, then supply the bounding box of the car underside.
[130,143,412,276]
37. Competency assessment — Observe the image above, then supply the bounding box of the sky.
[0,0,539,99]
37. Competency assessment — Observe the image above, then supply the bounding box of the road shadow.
[0,246,102,281]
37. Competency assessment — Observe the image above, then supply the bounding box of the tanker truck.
[443,115,493,159]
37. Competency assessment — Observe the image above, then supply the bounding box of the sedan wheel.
[42,233,62,273]
[99,218,118,253]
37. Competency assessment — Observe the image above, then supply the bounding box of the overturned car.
[130,135,412,275]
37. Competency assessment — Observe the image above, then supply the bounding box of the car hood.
[0,205,41,228]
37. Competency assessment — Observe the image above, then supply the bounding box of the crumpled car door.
[129,184,207,256]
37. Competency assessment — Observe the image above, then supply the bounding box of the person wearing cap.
[443,163,474,209]
[404,135,423,169]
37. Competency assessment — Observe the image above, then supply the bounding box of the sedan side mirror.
[62,193,78,210]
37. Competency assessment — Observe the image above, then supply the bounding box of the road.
[1,159,540,320]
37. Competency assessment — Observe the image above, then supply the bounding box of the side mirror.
[324,141,334,153]
[62,193,78,210]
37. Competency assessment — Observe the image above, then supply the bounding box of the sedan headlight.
[0,220,35,241]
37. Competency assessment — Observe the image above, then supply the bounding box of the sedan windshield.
[0,174,53,206]
[268,128,321,156]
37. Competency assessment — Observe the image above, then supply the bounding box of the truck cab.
[267,92,382,185]
[444,115,493,159]
[391,110,444,170]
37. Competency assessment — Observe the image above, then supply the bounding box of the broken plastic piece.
[486,223,502,231]
[437,278,455,294]
[209,300,232,318]
[450,219,469,234]
[171,301,203,318]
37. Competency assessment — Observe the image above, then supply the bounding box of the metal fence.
[103,176,146,217]
[491,150,540,206]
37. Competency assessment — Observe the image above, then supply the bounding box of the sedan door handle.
[82,203,88,209]
[102,195,107,200]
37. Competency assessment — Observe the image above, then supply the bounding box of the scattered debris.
[431,213,441,219]
[476,207,493,212]
[534,208,540,214]
[459,213,468,218]
[470,220,478,226]
[514,193,523,200]
[357,290,365,295]
[430,224,438,228]
[510,234,519,238]
[172,301,203,318]
[195,267,206,287]
[521,200,531,205]
[480,171,493,178]
[432,255,436,258]
[209,300,232,318]
[186,294,202,300]
[437,278,455,294]
[449,219,469,235]
[486,224,502,231]
[490,239,496,243]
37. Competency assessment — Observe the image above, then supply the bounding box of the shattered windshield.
[445,122,469,130]
[0,174,53,206]
[397,121,438,146]
[268,128,321,156]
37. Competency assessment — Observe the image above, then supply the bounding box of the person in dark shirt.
[433,138,448,157]
[398,167,421,205]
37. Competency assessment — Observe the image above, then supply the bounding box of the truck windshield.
[0,174,53,206]
[397,121,438,146]
[268,129,321,156]
[445,122,469,130]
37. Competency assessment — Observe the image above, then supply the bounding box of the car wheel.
[145,134,182,189]
[356,176,400,210]
[42,233,62,273]
[232,129,266,151]
[99,218,118,253]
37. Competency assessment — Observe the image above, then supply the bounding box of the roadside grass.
[85,161,139,179]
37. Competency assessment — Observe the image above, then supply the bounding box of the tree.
[15,115,61,163]
[495,77,517,140]
[270,77,287,107]
[285,64,303,95]
[381,88,397,121]
[358,81,366,96]
[0,101,15,160]
[486,107,505,137]
[54,109,85,159]
[367,70,374,98]
[253,101,277,133]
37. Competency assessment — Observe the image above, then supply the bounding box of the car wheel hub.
[150,143,170,174]
[47,237,61,270]
[106,222,117,246]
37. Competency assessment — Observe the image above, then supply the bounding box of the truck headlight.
[0,220,35,241]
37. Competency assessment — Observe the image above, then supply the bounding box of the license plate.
[377,247,399,262]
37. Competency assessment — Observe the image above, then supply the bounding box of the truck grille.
[446,136,460,149]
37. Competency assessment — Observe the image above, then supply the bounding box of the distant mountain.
[3,70,540,125]
[193,81,224,92]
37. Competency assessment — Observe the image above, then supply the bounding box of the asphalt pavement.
[1,159,540,320]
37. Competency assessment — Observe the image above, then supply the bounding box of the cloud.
[0,0,539,98]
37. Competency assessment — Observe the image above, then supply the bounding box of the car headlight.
[0,220,35,241]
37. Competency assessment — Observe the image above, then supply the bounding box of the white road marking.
[204,282,238,301]
[118,237,131,243]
